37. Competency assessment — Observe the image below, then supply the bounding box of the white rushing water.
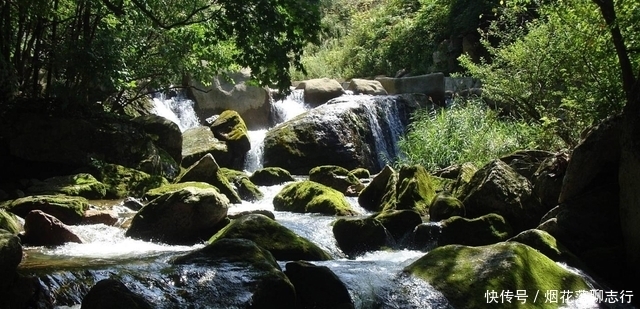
[150,94,201,132]
[243,89,309,172]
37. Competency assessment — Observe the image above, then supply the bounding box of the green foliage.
[0,0,322,113]
[459,0,639,146]
[397,99,558,171]
[294,0,499,79]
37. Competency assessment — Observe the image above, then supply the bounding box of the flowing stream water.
[15,91,614,308]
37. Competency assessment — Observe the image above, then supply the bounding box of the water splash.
[271,89,308,124]
[150,95,201,132]
[244,129,268,173]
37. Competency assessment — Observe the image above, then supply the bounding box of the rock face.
[358,165,397,212]
[219,168,263,202]
[209,214,332,261]
[429,193,465,221]
[2,195,89,225]
[284,261,354,309]
[0,209,22,234]
[249,167,295,186]
[438,214,512,247]
[209,110,251,170]
[0,229,22,291]
[375,73,445,105]
[273,181,356,216]
[25,173,107,199]
[332,217,388,257]
[81,279,153,309]
[181,126,230,168]
[459,160,544,233]
[1,113,180,180]
[173,238,296,309]
[175,154,242,204]
[126,187,229,245]
[133,114,183,164]
[374,210,422,244]
[22,210,83,246]
[393,165,436,214]
[309,165,361,194]
[263,95,427,174]
[95,163,168,199]
[185,69,272,130]
[404,242,591,309]
[347,79,387,95]
[299,78,345,107]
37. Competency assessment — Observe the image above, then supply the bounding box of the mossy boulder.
[458,160,545,233]
[2,195,89,224]
[0,229,22,291]
[95,163,168,199]
[439,213,513,247]
[136,144,181,181]
[126,187,229,245]
[309,165,361,193]
[374,210,422,244]
[133,114,183,164]
[450,162,477,196]
[404,242,590,309]
[507,229,583,268]
[25,173,107,199]
[429,193,465,222]
[273,181,356,216]
[0,209,22,234]
[210,110,251,170]
[332,217,388,257]
[81,279,153,309]
[393,165,436,214]
[500,150,555,181]
[263,95,424,174]
[209,214,332,261]
[175,154,242,203]
[358,165,397,212]
[349,168,370,179]
[173,238,296,309]
[219,168,263,202]
[143,182,218,201]
[181,126,231,168]
[284,261,354,309]
[249,167,295,186]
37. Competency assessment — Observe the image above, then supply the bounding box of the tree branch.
[129,0,211,30]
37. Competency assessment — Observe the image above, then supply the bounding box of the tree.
[592,0,640,289]
[0,0,321,113]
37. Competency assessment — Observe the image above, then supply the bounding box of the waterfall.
[244,89,309,172]
[361,96,406,169]
[150,94,201,132]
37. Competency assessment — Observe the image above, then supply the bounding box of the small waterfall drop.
[150,93,201,132]
[361,96,406,169]
[244,89,309,172]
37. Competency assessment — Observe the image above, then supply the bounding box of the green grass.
[396,99,561,171]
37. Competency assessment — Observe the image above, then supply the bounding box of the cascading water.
[243,89,309,172]
[151,93,201,132]
[359,95,406,169]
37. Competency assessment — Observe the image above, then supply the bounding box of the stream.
[15,91,616,308]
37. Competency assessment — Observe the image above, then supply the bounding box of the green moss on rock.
[26,173,107,199]
[429,193,465,221]
[1,195,89,224]
[393,165,436,214]
[96,163,168,198]
[143,182,218,201]
[209,214,332,261]
[273,181,356,216]
[0,210,21,234]
[440,213,513,246]
[249,167,295,186]
[508,229,583,268]
[404,242,591,309]
[309,165,361,193]
[348,168,370,179]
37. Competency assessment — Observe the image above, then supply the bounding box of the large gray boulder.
[298,78,345,107]
[263,95,427,174]
[459,159,544,233]
[21,210,83,246]
[332,217,388,257]
[81,279,153,309]
[185,69,272,130]
[1,113,180,180]
[181,126,231,168]
[284,261,354,309]
[375,73,445,105]
[133,114,183,164]
[209,214,332,261]
[347,79,387,95]
[173,238,296,309]
[126,187,229,245]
